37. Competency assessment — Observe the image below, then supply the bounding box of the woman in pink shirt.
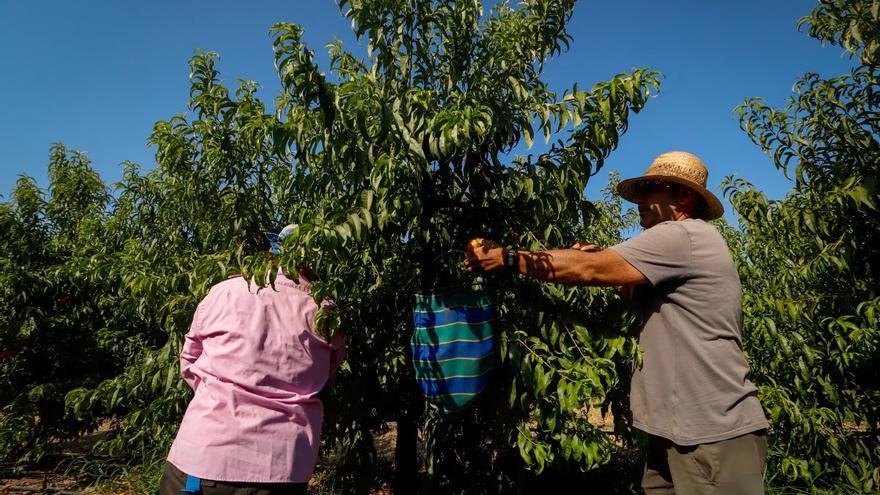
[160,228,345,495]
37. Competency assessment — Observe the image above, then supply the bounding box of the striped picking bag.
[411,290,496,412]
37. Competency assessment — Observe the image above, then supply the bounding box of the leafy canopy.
[725,0,880,491]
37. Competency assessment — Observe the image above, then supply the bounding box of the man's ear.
[683,190,705,217]
[674,189,697,215]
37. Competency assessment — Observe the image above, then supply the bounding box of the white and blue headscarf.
[266,223,298,255]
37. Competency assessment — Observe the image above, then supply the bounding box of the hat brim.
[617,174,724,220]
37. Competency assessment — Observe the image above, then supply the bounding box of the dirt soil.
[0,464,97,494]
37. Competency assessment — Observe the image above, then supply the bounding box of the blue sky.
[0,1,855,220]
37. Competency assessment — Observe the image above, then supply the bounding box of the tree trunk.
[390,172,434,494]
[393,413,420,493]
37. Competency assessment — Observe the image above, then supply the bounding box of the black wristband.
[504,249,517,269]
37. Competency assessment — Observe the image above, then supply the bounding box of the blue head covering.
[266,223,298,255]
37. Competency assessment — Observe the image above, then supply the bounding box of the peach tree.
[725,0,879,492]
[260,0,657,491]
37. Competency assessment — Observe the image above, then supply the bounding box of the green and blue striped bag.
[411,290,496,412]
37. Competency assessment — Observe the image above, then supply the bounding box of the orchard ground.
[0,410,616,494]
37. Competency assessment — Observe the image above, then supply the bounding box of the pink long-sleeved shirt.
[167,272,345,483]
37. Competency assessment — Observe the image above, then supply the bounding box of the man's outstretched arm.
[463,241,647,287]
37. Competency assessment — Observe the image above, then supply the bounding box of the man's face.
[635,189,680,228]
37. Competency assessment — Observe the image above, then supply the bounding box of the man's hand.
[571,242,602,252]
[463,238,505,272]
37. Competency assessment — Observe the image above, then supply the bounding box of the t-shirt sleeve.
[608,222,691,286]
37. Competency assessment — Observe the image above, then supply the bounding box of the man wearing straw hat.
[465,152,769,494]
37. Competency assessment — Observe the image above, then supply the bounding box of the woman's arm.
[180,303,206,391]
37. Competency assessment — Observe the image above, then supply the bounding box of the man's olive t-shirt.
[609,219,768,445]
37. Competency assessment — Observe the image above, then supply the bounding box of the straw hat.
[617,151,724,220]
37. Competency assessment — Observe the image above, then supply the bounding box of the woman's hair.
[240,231,272,257]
